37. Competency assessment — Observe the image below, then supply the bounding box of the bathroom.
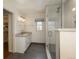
[3,0,76,59]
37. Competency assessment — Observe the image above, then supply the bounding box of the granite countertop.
[16,32,32,37]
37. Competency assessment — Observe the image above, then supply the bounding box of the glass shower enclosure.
[45,0,76,59]
[46,0,62,59]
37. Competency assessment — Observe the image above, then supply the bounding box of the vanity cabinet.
[15,34,31,53]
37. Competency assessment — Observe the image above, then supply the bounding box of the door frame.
[3,9,13,53]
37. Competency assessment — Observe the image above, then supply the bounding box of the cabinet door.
[16,37,26,53]
[60,32,76,59]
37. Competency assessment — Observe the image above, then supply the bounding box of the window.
[36,22,43,30]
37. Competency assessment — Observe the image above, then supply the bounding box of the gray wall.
[62,0,76,28]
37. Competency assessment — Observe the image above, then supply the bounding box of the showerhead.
[56,7,61,13]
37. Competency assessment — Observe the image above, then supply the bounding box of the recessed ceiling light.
[72,8,76,11]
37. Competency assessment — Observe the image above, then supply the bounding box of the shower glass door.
[46,0,62,59]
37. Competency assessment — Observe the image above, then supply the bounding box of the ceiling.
[15,0,47,16]
[14,0,67,17]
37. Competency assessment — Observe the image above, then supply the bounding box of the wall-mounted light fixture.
[18,16,26,22]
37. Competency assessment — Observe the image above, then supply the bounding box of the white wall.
[25,14,46,43]
[12,14,28,52]
[14,16,26,34]
[32,22,45,43]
